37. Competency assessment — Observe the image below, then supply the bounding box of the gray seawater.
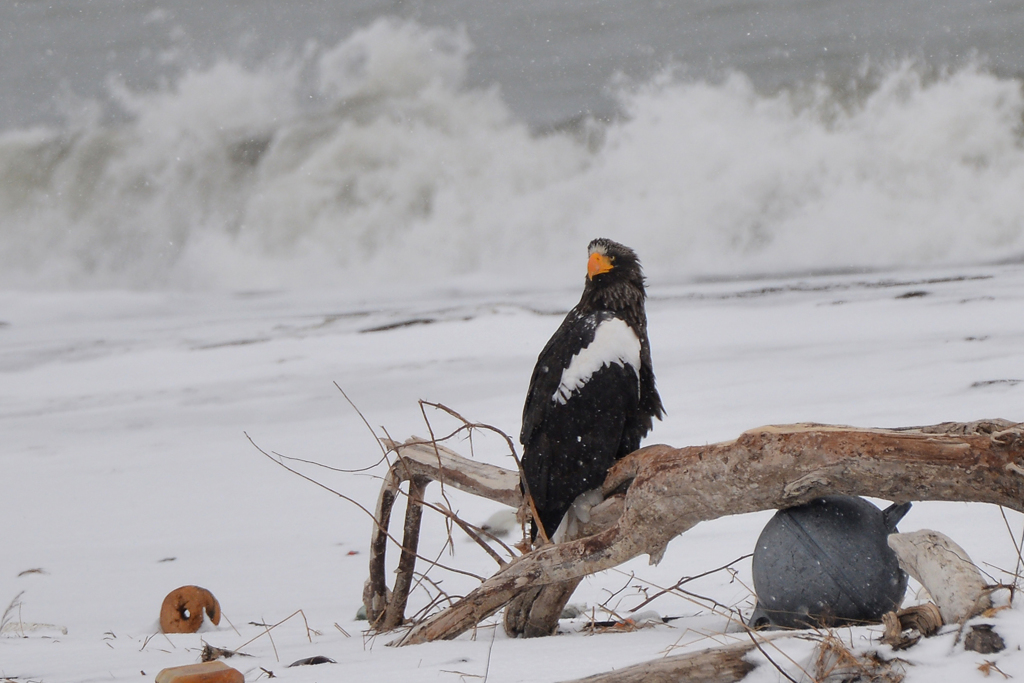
[2,1,1024,290]
[4,0,1023,130]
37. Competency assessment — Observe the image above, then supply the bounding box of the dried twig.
[598,571,636,618]
[247,432,485,583]
[262,620,279,662]
[745,628,800,683]
[329,390,511,632]
[221,611,242,637]
[406,569,461,624]
[335,383,393,471]
[231,609,314,661]
[416,401,458,556]
[1,592,24,634]
[407,593,455,627]
[417,400,549,546]
[421,491,513,565]
[613,568,739,622]
[813,632,906,682]
[999,506,1024,589]
[979,660,1011,679]
[200,642,253,662]
[627,554,753,614]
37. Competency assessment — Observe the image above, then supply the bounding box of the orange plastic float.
[159,585,221,634]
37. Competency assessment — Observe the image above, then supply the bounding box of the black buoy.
[749,496,911,630]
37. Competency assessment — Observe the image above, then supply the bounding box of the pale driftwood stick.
[888,529,991,623]
[364,438,522,628]
[558,641,757,683]
[383,438,522,507]
[395,420,1024,645]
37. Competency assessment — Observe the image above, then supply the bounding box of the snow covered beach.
[3,6,1024,679]
[3,264,1022,682]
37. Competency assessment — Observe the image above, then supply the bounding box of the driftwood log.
[559,641,757,683]
[554,633,903,683]
[364,420,1023,647]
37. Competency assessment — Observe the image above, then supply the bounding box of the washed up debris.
[880,529,1003,653]
[200,643,252,662]
[750,496,910,629]
[893,603,944,636]
[881,603,943,650]
[586,610,668,631]
[887,529,991,623]
[288,655,336,666]
[964,624,1006,654]
[16,568,47,576]
[155,661,243,683]
[813,634,906,683]
[160,586,222,634]
[1,590,67,637]
[0,620,69,636]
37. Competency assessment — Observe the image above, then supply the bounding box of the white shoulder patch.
[552,317,641,405]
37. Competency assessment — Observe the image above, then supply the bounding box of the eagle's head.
[586,238,645,290]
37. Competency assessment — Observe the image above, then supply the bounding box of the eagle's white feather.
[552,317,640,405]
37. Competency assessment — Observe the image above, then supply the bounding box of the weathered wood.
[504,581,582,638]
[558,642,757,683]
[364,438,523,628]
[395,420,1024,645]
[881,603,943,649]
[364,464,402,626]
[388,475,428,629]
[503,495,626,638]
[384,438,522,507]
[888,529,991,623]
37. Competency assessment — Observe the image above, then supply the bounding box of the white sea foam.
[1,18,1022,292]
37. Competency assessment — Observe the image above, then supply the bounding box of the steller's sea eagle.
[521,238,664,541]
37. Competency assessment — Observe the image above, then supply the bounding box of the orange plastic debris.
[159,586,221,634]
[154,661,243,683]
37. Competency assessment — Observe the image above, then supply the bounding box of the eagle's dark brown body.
[521,238,663,539]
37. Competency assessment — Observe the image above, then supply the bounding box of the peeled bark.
[392,420,1023,645]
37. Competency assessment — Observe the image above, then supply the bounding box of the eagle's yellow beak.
[587,252,613,279]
